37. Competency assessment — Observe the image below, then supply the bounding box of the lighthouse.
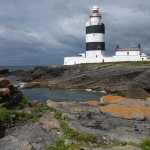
[86,6,105,58]
[63,6,148,65]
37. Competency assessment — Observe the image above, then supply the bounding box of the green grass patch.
[59,120,96,142]
[43,104,57,112]
[10,97,31,110]
[0,108,14,126]
[78,61,150,67]
[140,138,150,150]
[0,97,44,126]
[53,111,63,120]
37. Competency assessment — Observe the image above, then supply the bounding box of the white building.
[64,6,148,65]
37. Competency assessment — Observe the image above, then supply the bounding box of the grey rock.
[64,139,75,146]
[21,63,150,99]
[0,136,32,150]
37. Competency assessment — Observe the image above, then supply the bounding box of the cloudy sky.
[0,0,150,65]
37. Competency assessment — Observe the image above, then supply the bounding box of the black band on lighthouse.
[86,24,105,34]
[86,42,105,51]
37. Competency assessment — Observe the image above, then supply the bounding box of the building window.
[127,52,129,56]
[142,58,144,60]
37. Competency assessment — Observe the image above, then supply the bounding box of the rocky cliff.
[22,62,150,99]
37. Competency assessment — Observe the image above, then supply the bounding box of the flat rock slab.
[0,136,32,150]
[1,112,61,150]
[80,145,142,150]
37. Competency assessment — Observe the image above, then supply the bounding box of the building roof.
[116,47,140,51]
[141,53,147,57]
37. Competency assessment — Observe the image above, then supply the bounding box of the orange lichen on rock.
[0,88,10,96]
[47,100,58,106]
[101,95,127,103]
[100,104,150,120]
[79,101,100,106]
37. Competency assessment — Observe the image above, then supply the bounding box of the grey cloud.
[0,0,150,65]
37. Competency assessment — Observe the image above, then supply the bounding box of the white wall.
[116,51,140,56]
[140,56,148,61]
[113,55,141,62]
[86,50,105,58]
[103,57,114,62]
[64,56,106,65]
[64,54,148,65]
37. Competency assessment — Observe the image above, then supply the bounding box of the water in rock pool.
[22,88,107,104]
[7,75,107,104]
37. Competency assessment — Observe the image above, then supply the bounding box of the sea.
[0,66,107,104]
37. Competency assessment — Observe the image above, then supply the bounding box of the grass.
[53,111,63,120]
[10,97,31,110]
[78,61,150,67]
[59,120,96,142]
[0,108,14,126]
[0,97,44,126]
[140,138,150,150]
[45,105,150,150]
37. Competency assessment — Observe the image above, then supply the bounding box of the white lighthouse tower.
[63,5,148,65]
[86,6,105,58]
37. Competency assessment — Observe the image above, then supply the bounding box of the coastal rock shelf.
[47,95,150,143]
[20,62,150,99]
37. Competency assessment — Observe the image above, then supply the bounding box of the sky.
[0,0,150,66]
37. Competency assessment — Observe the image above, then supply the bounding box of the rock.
[71,107,86,115]
[60,101,77,105]
[7,84,19,93]
[0,69,9,74]
[62,113,72,120]
[0,136,32,150]
[64,139,75,146]
[78,145,142,150]
[146,97,150,106]
[20,63,150,99]
[0,78,10,88]
[107,145,142,150]
[47,100,58,107]
[100,95,146,106]
[100,104,150,120]
[40,120,60,132]
[0,88,10,98]
[79,101,100,106]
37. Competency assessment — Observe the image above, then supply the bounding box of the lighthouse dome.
[92,6,99,11]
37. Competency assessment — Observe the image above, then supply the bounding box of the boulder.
[7,84,19,93]
[0,69,9,74]
[100,95,146,106]
[100,104,150,120]
[40,120,60,132]
[0,88,10,98]
[0,78,10,88]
